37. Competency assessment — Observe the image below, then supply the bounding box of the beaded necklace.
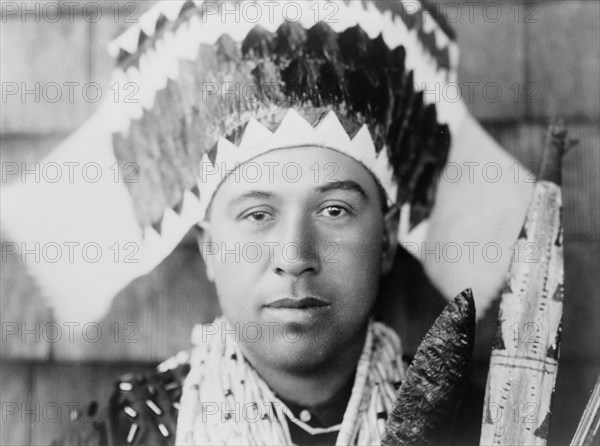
[175,317,405,445]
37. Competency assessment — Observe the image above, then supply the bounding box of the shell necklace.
[175,317,405,445]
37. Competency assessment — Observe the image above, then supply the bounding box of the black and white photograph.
[0,1,598,445]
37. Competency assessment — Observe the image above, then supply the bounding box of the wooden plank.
[528,1,600,120]
[550,362,600,446]
[453,1,526,121]
[484,122,544,172]
[561,123,600,240]
[561,239,600,363]
[0,2,151,19]
[0,17,90,134]
[484,122,599,240]
[0,362,32,445]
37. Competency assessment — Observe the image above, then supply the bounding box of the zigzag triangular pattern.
[315,111,352,146]
[195,109,396,219]
[109,1,456,62]
[238,118,275,149]
[106,1,463,137]
[106,0,457,242]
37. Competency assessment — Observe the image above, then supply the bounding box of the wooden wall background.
[1,1,598,444]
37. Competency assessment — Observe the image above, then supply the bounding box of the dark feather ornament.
[112,11,454,229]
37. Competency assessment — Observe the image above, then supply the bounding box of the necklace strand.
[175,318,405,445]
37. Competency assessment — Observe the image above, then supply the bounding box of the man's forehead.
[213,147,379,200]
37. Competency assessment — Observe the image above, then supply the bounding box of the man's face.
[200,147,396,372]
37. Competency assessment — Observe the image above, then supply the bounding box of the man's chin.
[242,336,336,373]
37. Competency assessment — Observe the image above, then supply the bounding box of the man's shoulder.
[53,352,191,446]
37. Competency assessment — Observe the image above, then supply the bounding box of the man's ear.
[382,206,400,275]
[195,220,215,282]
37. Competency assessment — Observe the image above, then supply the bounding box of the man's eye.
[244,211,273,222]
[319,206,348,218]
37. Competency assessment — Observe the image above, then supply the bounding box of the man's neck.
[241,325,369,407]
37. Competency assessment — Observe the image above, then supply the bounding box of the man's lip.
[265,297,330,309]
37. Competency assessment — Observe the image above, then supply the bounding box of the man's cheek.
[335,243,382,277]
[217,288,251,322]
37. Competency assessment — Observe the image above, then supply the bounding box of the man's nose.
[272,214,320,277]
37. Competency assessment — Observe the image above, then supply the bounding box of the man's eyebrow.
[315,180,369,201]
[227,190,274,207]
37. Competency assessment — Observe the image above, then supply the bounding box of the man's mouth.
[266,297,330,309]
